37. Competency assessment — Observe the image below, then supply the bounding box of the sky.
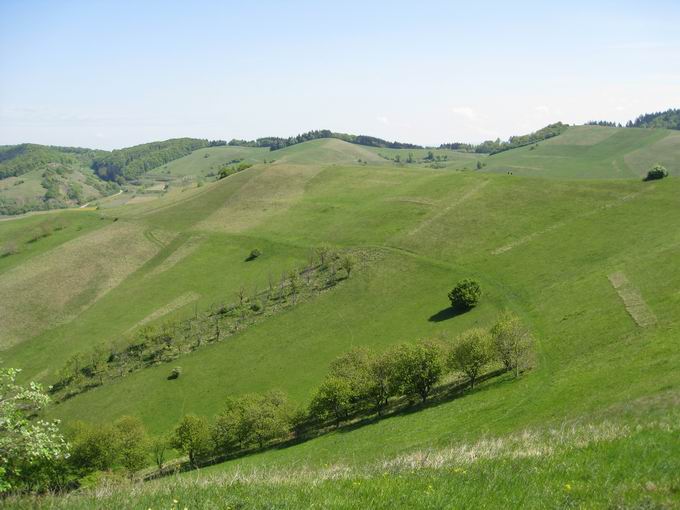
[1,0,679,149]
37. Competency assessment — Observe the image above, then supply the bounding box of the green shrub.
[644,164,669,181]
[168,367,181,380]
[246,248,262,261]
[448,279,482,309]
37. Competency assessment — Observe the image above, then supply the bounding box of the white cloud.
[451,106,479,121]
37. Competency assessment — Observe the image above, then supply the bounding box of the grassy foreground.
[8,397,679,509]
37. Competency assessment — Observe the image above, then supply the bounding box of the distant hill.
[483,125,680,179]
[91,138,217,182]
[0,144,117,215]
[0,144,102,179]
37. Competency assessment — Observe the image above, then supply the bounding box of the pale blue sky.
[1,0,679,149]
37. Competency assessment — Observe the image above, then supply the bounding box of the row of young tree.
[167,311,534,468]
[51,247,359,401]
[0,311,534,494]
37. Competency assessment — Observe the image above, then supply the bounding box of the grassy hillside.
[2,128,679,507]
[483,125,677,179]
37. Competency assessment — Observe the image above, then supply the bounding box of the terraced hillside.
[2,128,679,508]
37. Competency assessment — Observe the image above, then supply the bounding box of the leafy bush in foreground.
[0,368,69,494]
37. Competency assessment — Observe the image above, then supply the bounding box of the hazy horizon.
[1,0,679,150]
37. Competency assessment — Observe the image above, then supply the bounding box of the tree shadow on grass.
[428,305,468,322]
[144,368,512,480]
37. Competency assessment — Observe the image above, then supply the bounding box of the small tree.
[340,254,356,279]
[490,312,534,377]
[366,350,400,415]
[309,377,354,427]
[449,328,493,390]
[171,415,211,468]
[244,391,292,448]
[448,279,482,309]
[394,341,444,403]
[644,163,669,181]
[315,244,332,267]
[115,416,149,477]
[328,347,373,408]
[212,398,250,453]
[68,421,121,474]
[150,435,169,472]
[288,270,301,303]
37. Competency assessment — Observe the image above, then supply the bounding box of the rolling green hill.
[482,125,679,179]
[2,126,680,508]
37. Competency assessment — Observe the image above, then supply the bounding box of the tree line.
[50,247,360,401]
[586,109,680,131]
[1,299,534,495]
[91,138,216,182]
[440,122,569,154]
[228,129,422,151]
[126,312,535,475]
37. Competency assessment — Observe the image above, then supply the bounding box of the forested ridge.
[228,129,423,151]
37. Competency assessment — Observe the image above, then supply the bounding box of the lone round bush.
[448,279,482,309]
[246,248,262,261]
[644,164,668,181]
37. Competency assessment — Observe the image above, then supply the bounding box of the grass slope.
[1,129,679,506]
[483,125,676,178]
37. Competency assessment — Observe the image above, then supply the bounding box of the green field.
[2,128,680,507]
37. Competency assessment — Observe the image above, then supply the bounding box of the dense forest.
[91,138,218,181]
[0,144,102,179]
[626,108,680,129]
[584,109,680,131]
[228,129,423,151]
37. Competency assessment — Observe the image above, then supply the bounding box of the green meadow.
[2,126,679,507]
